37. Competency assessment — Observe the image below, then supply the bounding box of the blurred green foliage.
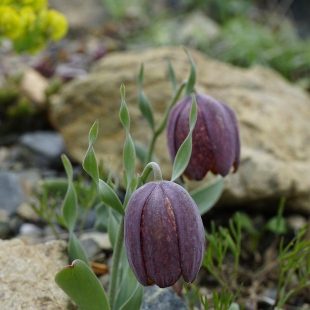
[209,17,310,85]
[0,0,67,53]
[127,0,309,88]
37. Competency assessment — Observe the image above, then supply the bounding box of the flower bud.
[124,181,205,288]
[167,94,240,180]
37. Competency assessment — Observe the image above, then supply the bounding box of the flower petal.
[124,182,157,286]
[198,94,236,176]
[141,184,181,288]
[160,181,205,283]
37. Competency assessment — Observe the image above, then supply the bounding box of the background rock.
[49,47,310,213]
[142,286,189,310]
[0,171,25,216]
[0,239,76,310]
[17,131,66,169]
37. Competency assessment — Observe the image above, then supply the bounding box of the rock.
[142,286,189,310]
[17,131,66,168]
[80,231,112,251]
[19,222,42,235]
[0,239,76,309]
[0,171,25,215]
[20,68,48,107]
[49,47,310,213]
[16,202,41,223]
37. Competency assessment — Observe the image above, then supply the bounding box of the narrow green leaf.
[55,259,110,310]
[134,140,147,164]
[61,155,78,233]
[233,212,257,234]
[139,91,155,131]
[168,61,177,93]
[94,202,109,231]
[114,266,143,310]
[119,84,130,132]
[108,208,121,248]
[171,95,197,182]
[138,64,144,90]
[119,283,144,310]
[190,177,224,215]
[98,179,124,215]
[123,133,136,189]
[266,217,289,235]
[41,178,68,196]
[68,233,90,266]
[83,120,99,185]
[184,48,197,97]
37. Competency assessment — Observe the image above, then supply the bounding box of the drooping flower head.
[124,180,205,288]
[167,94,240,180]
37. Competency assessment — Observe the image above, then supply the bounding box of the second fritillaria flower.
[167,94,240,180]
[124,181,205,288]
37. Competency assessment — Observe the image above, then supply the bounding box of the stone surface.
[80,231,112,251]
[20,68,48,106]
[0,171,25,215]
[49,47,310,212]
[0,239,76,310]
[17,131,66,168]
[142,286,189,310]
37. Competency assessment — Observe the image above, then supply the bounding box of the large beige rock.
[0,239,76,310]
[49,47,310,213]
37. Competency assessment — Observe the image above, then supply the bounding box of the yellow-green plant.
[0,0,67,53]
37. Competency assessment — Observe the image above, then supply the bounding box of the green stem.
[144,81,186,164]
[108,218,125,310]
[140,162,163,184]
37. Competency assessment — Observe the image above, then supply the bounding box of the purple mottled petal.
[124,182,156,286]
[222,103,240,172]
[141,184,182,288]
[178,103,214,180]
[167,96,192,162]
[198,94,236,176]
[160,181,205,283]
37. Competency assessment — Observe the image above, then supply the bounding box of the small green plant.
[99,0,148,20]
[203,213,242,290]
[275,224,310,309]
[0,0,67,53]
[53,50,235,310]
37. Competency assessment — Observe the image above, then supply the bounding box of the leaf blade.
[55,259,110,310]
[190,177,224,215]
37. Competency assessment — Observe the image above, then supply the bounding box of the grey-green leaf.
[98,179,124,216]
[190,177,224,215]
[114,265,143,310]
[170,95,197,181]
[119,84,130,132]
[61,155,78,233]
[138,63,144,90]
[55,259,110,310]
[119,283,144,310]
[68,233,90,266]
[123,133,136,189]
[139,91,155,131]
[184,48,197,97]
[108,208,121,248]
[83,120,99,186]
[168,60,177,93]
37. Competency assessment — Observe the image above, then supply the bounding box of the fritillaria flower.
[124,180,205,288]
[167,94,240,180]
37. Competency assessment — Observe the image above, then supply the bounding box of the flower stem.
[140,162,163,184]
[145,81,186,164]
[108,218,125,309]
